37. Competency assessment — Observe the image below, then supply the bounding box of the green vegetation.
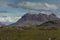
[0,27,60,40]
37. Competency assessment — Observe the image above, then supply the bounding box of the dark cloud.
[8,4,18,8]
[8,2,58,11]
[0,11,8,13]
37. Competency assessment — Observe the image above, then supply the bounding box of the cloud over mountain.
[9,2,58,11]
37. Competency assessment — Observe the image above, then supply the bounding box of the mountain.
[11,13,60,26]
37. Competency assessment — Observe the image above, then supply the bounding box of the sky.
[0,0,60,24]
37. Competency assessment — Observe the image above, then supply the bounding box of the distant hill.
[36,20,60,29]
[11,13,60,27]
[0,22,6,26]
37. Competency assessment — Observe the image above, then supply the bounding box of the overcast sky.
[0,0,60,23]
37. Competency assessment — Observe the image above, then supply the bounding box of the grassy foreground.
[0,27,60,40]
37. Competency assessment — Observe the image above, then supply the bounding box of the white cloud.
[17,2,58,10]
[40,11,51,15]
[0,16,21,23]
